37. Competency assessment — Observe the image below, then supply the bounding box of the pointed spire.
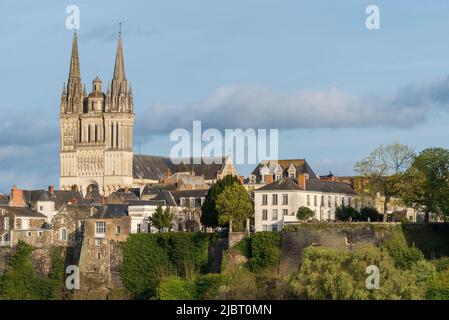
[69,31,81,80]
[62,82,67,95]
[112,27,126,82]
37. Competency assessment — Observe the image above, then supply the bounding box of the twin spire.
[62,26,132,114]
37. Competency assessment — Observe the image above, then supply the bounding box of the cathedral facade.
[59,30,239,196]
[59,31,134,196]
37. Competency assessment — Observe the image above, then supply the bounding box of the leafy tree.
[355,143,415,221]
[296,207,315,221]
[215,182,254,232]
[201,174,241,228]
[150,205,175,232]
[289,245,425,300]
[195,274,224,299]
[248,232,281,271]
[402,148,449,222]
[359,207,383,222]
[335,205,360,221]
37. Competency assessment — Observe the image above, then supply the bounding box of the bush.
[289,245,425,300]
[120,233,211,299]
[195,274,224,300]
[249,232,281,271]
[384,231,425,269]
[360,207,383,222]
[296,207,315,221]
[432,257,449,272]
[156,276,196,300]
[412,260,436,284]
[427,270,449,300]
[336,205,360,221]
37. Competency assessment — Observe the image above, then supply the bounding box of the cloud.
[136,76,449,135]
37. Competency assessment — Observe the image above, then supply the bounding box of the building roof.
[128,200,166,207]
[133,155,227,181]
[91,204,129,219]
[0,205,47,218]
[152,189,209,207]
[23,189,85,209]
[250,159,319,183]
[256,177,355,195]
[141,183,177,196]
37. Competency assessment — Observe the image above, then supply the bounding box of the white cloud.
[137,76,449,135]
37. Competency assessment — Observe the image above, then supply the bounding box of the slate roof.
[133,155,226,181]
[128,200,167,206]
[141,183,177,196]
[152,189,209,207]
[257,177,355,195]
[0,205,47,218]
[23,190,85,209]
[250,159,319,183]
[0,194,9,205]
[91,204,129,219]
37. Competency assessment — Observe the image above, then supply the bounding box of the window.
[200,197,205,205]
[262,225,268,231]
[275,174,281,181]
[321,196,325,207]
[95,222,106,236]
[342,197,345,206]
[95,238,102,246]
[283,209,288,217]
[27,232,32,237]
[262,194,268,205]
[328,196,331,207]
[272,194,278,205]
[4,217,9,231]
[61,218,65,225]
[137,224,142,233]
[289,172,296,178]
[307,195,310,206]
[190,198,195,207]
[21,219,29,230]
[39,206,43,211]
[262,210,268,221]
[180,198,186,206]
[335,196,338,207]
[348,197,352,207]
[355,198,358,209]
[272,225,278,232]
[38,231,43,237]
[60,228,67,241]
[79,220,85,231]
[282,194,288,205]
[116,226,121,235]
[314,195,317,207]
[272,209,278,220]
[97,252,101,259]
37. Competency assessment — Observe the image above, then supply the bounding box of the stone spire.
[62,31,83,114]
[110,28,132,113]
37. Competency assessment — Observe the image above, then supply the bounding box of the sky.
[1,0,449,192]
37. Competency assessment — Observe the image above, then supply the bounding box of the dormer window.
[275,174,281,181]
[180,198,186,206]
[249,174,256,184]
[289,172,296,178]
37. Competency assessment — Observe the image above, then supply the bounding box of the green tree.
[216,182,254,232]
[201,174,241,228]
[355,143,415,221]
[150,205,175,232]
[289,245,425,300]
[402,148,449,222]
[296,207,315,221]
[359,207,383,222]
[335,205,360,221]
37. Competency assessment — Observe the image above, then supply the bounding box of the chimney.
[239,176,244,184]
[10,186,26,207]
[48,185,55,195]
[298,173,309,190]
[265,175,273,184]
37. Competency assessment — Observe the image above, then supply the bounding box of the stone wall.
[279,222,399,276]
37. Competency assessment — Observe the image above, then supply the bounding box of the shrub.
[156,276,196,300]
[336,205,360,221]
[289,245,425,300]
[384,231,425,269]
[359,207,383,222]
[296,207,315,221]
[412,260,437,284]
[195,274,224,300]
[427,270,449,300]
[432,257,449,272]
[249,232,281,271]
[120,234,171,299]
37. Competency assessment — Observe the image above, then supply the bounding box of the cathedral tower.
[60,30,134,196]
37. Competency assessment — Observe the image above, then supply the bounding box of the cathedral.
[59,31,238,196]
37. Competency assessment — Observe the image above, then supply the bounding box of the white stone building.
[254,175,356,232]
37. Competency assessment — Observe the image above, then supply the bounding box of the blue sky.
[1,0,449,192]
